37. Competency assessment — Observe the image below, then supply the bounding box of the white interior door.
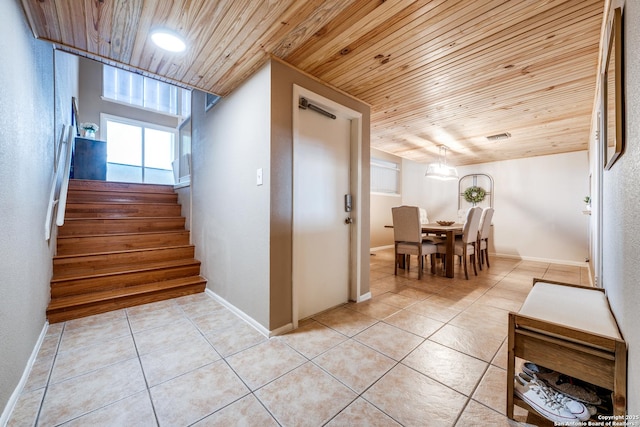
[293,95,351,320]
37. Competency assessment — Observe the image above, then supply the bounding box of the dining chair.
[437,206,482,279]
[418,207,445,243]
[419,208,429,225]
[477,207,495,270]
[392,206,438,279]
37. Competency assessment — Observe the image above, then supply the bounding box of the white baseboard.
[356,292,372,303]
[493,252,589,268]
[268,323,294,337]
[370,245,394,252]
[204,289,293,338]
[0,322,48,427]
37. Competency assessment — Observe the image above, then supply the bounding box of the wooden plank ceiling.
[21,0,603,166]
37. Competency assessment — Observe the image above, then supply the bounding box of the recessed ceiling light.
[150,29,186,53]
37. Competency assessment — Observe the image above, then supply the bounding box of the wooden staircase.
[47,179,206,323]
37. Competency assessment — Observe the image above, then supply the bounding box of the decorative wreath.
[463,186,486,204]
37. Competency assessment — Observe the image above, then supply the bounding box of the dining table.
[385,223,464,278]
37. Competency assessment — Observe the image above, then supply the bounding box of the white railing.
[45,125,75,240]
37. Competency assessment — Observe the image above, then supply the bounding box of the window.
[371,158,400,194]
[177,119,191,184]
[181,89,192,118]
[205,92,221,111]
[101,114,177,185]
[103,65,191,117]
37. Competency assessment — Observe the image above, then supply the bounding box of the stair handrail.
[56,126,75,227]
[44,125,66,240]
[45,125,75,240]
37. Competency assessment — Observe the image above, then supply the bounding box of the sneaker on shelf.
[514,373,578,424]
[549,388,591,420]
[518,372,592,421]
[523,362,602,405]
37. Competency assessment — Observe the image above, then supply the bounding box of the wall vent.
[486,132,511,141]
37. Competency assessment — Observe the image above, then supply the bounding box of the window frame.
[370,157,401,196]
[100,113,179,184]
[102,65,191,119]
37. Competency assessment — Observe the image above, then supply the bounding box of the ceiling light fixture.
[425,145,459,181]
[150,29,187,53]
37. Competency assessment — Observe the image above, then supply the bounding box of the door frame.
[292,85,364,328]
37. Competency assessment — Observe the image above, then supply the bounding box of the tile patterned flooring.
[8,249,590,426]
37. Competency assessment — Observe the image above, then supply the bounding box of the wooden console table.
[507,279,627,418]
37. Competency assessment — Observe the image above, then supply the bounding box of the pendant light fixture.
[425,145,459,180]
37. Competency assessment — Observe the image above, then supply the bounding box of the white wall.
[190,64,271,328]
[402,151,590,264]
[54,52,80,152]
[597,0,640,413]
[0,0,74,415]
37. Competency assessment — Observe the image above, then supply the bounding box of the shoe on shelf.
[523,362,602,405]
[515,373,591,423]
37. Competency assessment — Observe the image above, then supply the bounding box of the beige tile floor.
[8,249,590,426]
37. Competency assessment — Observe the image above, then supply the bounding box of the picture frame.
[603,7,624,170]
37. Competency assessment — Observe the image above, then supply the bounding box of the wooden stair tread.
[59,229,184,238]
[53,245,195,275]
[52,258,201,281]
[57,229,189,240]
[66,193,178,205]
[60,218,186,231]
[68,190,177,197]
[47,276,206,310]
[66,201,179,205]
[54,244,194,261]
[68,179,175,193]
[47,282,206,323]
[65,202,182,217]
[56,231,191,256]
[67,190,176,197]
[63,216,183,222]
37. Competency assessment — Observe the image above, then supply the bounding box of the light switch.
[256,168,263,186]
